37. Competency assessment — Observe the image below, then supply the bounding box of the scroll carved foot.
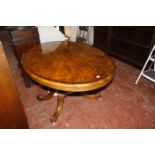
[83,92,101,99]
[37,91,53,101]
[50,93,65,123]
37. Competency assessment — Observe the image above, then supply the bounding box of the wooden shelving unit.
[94,26,155,69]
[113,36,150,49]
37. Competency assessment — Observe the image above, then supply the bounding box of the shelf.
[94,26,155,69]
[142,69,155,83]
[113,36,150,49]
[126,26,154,32]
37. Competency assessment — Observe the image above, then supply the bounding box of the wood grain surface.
[0,42,28,128]
[22,41,115,92]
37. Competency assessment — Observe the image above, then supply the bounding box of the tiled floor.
[2,33,155,129]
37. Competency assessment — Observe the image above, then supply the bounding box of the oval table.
[21,41,115,123]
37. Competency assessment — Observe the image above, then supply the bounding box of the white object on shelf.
[135,44,155,84]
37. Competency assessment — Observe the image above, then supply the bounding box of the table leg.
[50,93,65,123]
[37,91,53,101]
[83,92,101,99]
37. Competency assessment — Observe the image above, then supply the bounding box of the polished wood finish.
[8,26,40,87]
[37,91,53,101]
[50,93,65,123]
[94,26,155,69]
[22,41,115,122]
[22,41,115,92]
[0,42,28,128]
[83,92,101,99]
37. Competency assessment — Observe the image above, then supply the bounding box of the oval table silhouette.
[22,41,115,123]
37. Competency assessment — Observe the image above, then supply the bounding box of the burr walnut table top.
[21,41,115,92]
